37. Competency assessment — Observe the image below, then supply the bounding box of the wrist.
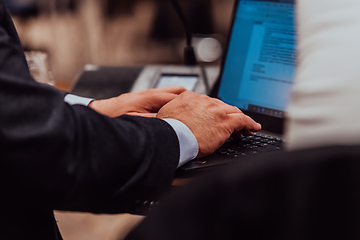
[88,99,99,109]
[88,99,109,116]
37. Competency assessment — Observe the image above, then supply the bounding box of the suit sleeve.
[0,1,179,214]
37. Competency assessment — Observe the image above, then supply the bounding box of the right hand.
[157,91,262,158]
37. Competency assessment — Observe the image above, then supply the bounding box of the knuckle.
[213,98,224,104]
[142,89,153,95]
[195,93,207,99]
[232,106,241,112]
[181,90,191,96]
[182,90,200,99]
[177,86,187,91]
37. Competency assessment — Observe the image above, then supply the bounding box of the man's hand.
[89,86,186,118]
[157,91,262,158]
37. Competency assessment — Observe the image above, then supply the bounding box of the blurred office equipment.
[71,65,220,99]
[25,50,55,85]
[13,0,233,84]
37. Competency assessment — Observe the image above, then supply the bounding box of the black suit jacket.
[0,1,180,239]
[126,145,360,240]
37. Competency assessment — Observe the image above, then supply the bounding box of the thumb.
[126,112,157,118]
[148,92,178,112]
[156,86,187,95]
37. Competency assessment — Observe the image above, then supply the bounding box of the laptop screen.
[218,0,296,120]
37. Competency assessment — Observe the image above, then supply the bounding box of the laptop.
[178,0,296,171]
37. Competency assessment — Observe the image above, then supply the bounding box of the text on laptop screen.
[218,0,296,118]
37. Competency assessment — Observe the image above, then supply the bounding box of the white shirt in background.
[286,0,360,150]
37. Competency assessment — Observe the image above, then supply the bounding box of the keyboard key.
[215,134,283,159]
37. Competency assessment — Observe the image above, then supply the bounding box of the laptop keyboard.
[177,132,285,172]
[215,132,284,158]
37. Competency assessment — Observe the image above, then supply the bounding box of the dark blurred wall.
[151,0,214,40]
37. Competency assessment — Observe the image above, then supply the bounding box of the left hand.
[88,86,186,118]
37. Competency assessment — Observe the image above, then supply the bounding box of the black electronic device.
[71,65,143,100]
[155,74,199,91]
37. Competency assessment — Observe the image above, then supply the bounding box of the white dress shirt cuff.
[64,94,94,106]
[162,119,199,168]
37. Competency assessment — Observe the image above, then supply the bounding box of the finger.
[220,104,242,114]
[126,112,157,118]
[208,97,243,114]
[155,86,187,95]
[242,114,262,131]
[231,131,243,139]
[148,92,179,112]
[231,129,256,139]
[228,113,262,132]
[240,129,255,136]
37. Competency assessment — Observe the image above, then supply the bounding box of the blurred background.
[9,0,234,87]
[6,0,235,239]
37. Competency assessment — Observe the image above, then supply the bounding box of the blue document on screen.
[219,0,296,118]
